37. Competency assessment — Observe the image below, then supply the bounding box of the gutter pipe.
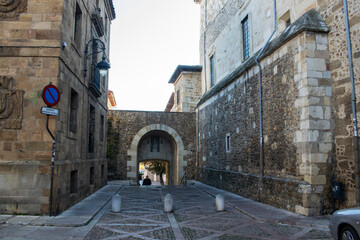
[254,0,277,199]
[343,0,360,206]
[197,0,208,175]
[203,0,208,92]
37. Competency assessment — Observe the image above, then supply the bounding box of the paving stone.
[0,183,332,239]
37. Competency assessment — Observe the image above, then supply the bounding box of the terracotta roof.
[108,90,117,108]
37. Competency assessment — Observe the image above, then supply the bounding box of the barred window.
[74,2,82,46]
[69,89,78,133]
[226,133,231,153]
[100,114,104,142]
[88,105,95,153]
[210,55,215,87]
[242,16,250,60]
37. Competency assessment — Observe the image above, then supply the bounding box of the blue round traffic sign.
[42,84,60,107]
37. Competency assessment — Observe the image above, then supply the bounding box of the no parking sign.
[42,84,60,107]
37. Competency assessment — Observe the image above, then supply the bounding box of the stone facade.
[0,0,115,215]
[168,65,202,112]
[107,111,196,185]
[195,0,360,215]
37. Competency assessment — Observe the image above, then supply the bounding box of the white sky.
[108,0,200,111]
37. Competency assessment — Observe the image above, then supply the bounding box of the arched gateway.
[127,124,186,185]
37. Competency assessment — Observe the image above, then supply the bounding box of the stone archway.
[127,124,186,185]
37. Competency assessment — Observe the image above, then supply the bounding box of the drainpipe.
[203,0,208,92]
[197,0,208,178]
[343,0,360,206]
[197,107,200,176]
[254,0,277,199]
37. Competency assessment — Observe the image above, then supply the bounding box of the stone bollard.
[111,194,121,213]
[216,194,225,211]
[164,193,173,213]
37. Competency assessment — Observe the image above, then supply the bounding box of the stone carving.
[0,0,28,20]
[0,76,24,129]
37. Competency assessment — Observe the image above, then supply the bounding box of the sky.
[108,0,200,111]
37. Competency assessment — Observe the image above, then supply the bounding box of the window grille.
[210,55,215,87]
[242,16,250,60]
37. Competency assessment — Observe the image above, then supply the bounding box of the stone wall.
[196,0,360,215]
[107,111,196,183]
[0,0,115,214]
[197,8,334,215]
[199,0,329,94]
[173,72,202,112]
[317,0,360,209]
[0,0,63,215]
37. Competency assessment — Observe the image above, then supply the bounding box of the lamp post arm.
[83,38,109,77]
[84,38,107,60]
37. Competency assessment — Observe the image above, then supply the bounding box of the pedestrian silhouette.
[142,175,152,185]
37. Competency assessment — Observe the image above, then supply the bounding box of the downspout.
[203,0,208,92]
[254,0,277,199]
[343,0,360,206]
[197,108,200,174]
[197,0,208,177]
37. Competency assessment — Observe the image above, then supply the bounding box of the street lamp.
[83,38,111,77]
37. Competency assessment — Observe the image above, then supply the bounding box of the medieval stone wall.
[196,0,360,214]
[107,111,196,183]
[317,0,360,208]
[198,31,314,213]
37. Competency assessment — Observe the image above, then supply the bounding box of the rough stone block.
[304,175,326,185]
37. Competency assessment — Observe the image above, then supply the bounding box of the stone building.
[107,111,196,185]
[195,0,360,216]
[0,0,115,214]
[167,65,202,112]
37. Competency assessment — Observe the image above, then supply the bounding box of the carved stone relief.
[0,76,24,129]
[0,0,28,20]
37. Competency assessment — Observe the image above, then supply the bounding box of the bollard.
[164,193,173,213]
[111,194,121,213]
[216,194,225,211]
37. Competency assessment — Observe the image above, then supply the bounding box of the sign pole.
[46,115,55,216]
[41,83,60,217]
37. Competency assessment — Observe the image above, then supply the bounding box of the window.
[242,16,250,60]
[74,3,82,46]
[285,19,291,28]
[279,10,291,33]
[105,14,109,36]
[88,105,95,153]
[69,89,78,133]
[226,133,231,153]
[90,167,95,185]
[210,55,215,87]
[150,136,160,152]
[101,164,104,179]
[100,114,104,142]
[176,89,180,105]
[70,170,78,193]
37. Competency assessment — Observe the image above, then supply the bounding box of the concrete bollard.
[216,194,225,211]
[164,193,173,213]
[111,194,121,213]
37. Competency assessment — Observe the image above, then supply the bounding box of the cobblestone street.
[0,182,332,239]
[85,183,332,240]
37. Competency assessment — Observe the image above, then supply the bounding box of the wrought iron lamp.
[83,38,111,77]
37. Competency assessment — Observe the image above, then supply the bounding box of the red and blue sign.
[42,84,60,107]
